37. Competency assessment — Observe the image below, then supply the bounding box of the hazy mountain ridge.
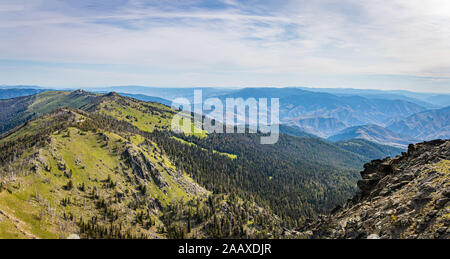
[0,89,47,100]
[216,88,426,126]
[214,88,428,142]
[1,86,447,149]
[297,87,449,108]
[387,106,450,141]
[328,124,417,148]
[285,117,348,138]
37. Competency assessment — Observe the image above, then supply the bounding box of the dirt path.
[0,208,38,239]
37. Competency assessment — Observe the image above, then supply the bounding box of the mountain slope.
[328,124,417,148]
[116,93,172,107]
[334,139,404,160]
[300,140,450,239]
[0,90,99,134]
[0,108,280,239]
[278,124,320,139]
[388,106,450,141]
[158,132,363,223]
[285,117,347,138]
[0,90,185,136]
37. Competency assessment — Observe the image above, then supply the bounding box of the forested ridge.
[152,131,361,226]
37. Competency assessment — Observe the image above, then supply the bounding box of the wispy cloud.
[0,0,449,92]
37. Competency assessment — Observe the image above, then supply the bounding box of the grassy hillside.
[0,109,278,239]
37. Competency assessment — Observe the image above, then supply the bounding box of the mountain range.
[1,86,449,148]
[0,88,447,239]
[210,87,448,147]
[0,90,409,239]
[328,124,418,149]
[387,106,450,141]
[0,88,46,100]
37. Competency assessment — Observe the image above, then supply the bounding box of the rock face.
[301,140,450,239]
[121,144,207,197]
[122,146,168,189]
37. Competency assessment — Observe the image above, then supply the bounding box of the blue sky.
[0,0,449,92]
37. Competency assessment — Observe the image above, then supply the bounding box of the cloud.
[0,0,449,92]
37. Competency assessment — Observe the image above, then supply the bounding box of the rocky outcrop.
[121,145,208,197]
[122,146,168,189]
[300,139,450,239]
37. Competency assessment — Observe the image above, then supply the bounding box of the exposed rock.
[67,234,80,239]
[122,146,168,189]
[97,132,110,142]
[299,140,450,239]
[121,145,208,197]
[57,161,66,171]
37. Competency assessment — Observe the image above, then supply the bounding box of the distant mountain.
[0,88,47,100]
[328,124,417,148]
[95,92,172,107]
[276,125,404,161]
[388,106,450,141]
[278,124,320,139]
[217,87,311,99]
[0,85,45,89]
[423,95,450,107]
[89,86,235,101]
[285,117,347,138]
[297,87,448,108]
[360,94,438,109]
[334,139,404,160]
[217,87,427,127]
[282,95,425,127]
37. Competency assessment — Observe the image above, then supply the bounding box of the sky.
[0,0,449,93]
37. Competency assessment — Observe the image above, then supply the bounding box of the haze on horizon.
[0,0,449,93]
